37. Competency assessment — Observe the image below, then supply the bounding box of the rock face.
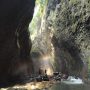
[49,0,90,77]
[0,0,35,85]
[32,0,90,78]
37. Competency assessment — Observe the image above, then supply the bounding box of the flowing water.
[61,76,84,84]
[48,83,90,90]
[48,77,90,90]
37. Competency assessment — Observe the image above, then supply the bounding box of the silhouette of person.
[45,69,47,74]
[39,68,42,75]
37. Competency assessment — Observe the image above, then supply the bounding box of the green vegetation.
[29,0,48,40]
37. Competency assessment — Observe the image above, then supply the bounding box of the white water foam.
[61,76,84,84]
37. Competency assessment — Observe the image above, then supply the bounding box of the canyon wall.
[0,0,35,86]
[32,0,90,78]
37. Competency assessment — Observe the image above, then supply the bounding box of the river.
[48,83,90,90]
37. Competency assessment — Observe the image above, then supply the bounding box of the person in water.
[45,69,47,75]
[39,68,42,75]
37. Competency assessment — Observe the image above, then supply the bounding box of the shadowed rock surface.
[0,0,35,86]
[31,0,90,78]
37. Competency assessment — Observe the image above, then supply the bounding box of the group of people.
[38,68,69,81]
[38,68,47,75]
[35,68,49,82]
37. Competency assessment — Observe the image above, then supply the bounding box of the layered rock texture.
[0,0,35,85]
[31,0,90,78]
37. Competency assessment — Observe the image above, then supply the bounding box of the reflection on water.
[49,83,90,90]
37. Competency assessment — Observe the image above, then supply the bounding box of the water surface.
[48,83,90,90]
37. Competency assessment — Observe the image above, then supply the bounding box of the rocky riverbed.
[0,80,59,90]
[0,77,90,90]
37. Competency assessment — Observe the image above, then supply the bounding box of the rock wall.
[32,0,90,78]
[50,0,90,77]
[0,0,35,85]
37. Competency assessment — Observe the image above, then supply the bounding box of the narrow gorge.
[0,0,90,88]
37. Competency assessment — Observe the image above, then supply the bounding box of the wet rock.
[53,72,59,76]
[42,75,49,81]
[36,76,43,82]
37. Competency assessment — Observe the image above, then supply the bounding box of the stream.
[48,83,90,90]
[48,76,90,90]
